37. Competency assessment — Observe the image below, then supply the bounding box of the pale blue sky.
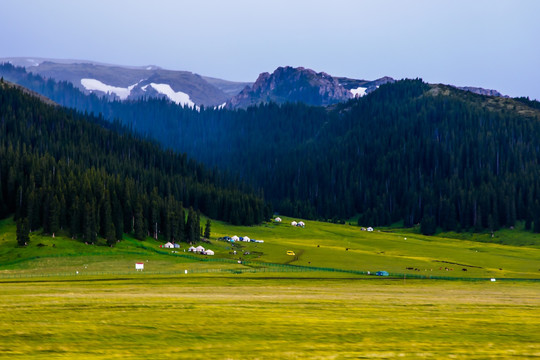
[1,0,539,99]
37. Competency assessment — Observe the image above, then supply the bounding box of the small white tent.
[242,236,250,242]
[291,221,298,226]
[188,246,197,252]
[298,221,305,227]
[231,235,240,242]
[195,245,205,253]
[367,227,374,232]
[205,249,215,255]
[164,242,174,248]
[275,217,282,222]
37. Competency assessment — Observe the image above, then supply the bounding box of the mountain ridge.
[1,57,512,109]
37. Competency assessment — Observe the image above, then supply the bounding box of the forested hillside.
[0,79,269,246]
[3,64,540,234]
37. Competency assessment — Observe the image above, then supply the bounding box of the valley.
[2,1,539,358]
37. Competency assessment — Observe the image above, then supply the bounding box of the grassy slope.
[210,216,540,279]
[1,216,539,279]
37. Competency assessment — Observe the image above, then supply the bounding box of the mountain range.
[1,57,509,109]
[1,59,540,235]
[0,57,395,108]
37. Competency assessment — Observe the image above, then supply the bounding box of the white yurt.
[275,217,282,222]
[164,242,174,248]
[205,249,215,256]
[242,236,250,242]
[367,227,374,232]
[231,235,240,242]
[291,221,298,226]
[188,246,197,252]
[195,245,205,253]
[298,221,305,227]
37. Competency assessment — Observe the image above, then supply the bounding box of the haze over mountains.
[0,57,393,108]
[1,57,510,109]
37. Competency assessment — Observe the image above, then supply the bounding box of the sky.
[1,0,539,99]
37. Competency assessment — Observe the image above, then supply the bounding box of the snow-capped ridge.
[148,83,198,109]
[81,78,136,100]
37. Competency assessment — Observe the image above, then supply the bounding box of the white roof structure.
[298,221,305,227]
[188,246,197,252]
[291,221,298,226]
[275,217,282,222]
[231,235,240,242]
[242,236,250,242]
[164,242,174,248]
[205,249,215,255]
[367,227,374,232]
[195,245,205,252]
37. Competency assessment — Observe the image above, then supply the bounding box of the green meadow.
[0,216,539,358]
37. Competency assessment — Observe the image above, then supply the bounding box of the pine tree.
[70,196,80,239]
[151,188,160,240]
[204,219,211,239]
[421,214,436,236]
[16,217,30,246]
[134,201,145,240]
[49,195,60,236]
[185,207,196,243]
[195,209,201,242]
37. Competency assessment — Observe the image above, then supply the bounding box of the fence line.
[1,263,538,282]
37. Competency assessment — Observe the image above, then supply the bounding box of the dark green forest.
[2,64,540,234]
[0,79,269,246]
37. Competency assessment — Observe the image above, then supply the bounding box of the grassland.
[1,216,539,358]
[0,276,539,359]
[1,215,540,279]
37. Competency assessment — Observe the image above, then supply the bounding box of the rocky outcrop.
[227,66,354,108]
[456,86,506,97]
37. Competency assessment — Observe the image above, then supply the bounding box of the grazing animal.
[462,268,467,271]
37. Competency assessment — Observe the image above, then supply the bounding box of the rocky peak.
[227,66,353,109]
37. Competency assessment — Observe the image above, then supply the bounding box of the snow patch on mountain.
[149,83,197,108]
[350,86,367,97]
[81,78,135,100]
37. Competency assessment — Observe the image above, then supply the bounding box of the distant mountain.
[0,57,249,107]
[1,57,510,109]
[227,66,395,108]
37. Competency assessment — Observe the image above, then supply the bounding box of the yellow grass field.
[0,276,539,359]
